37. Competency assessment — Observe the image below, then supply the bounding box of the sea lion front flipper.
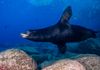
[56,43,67,54]
[60,6,72,23]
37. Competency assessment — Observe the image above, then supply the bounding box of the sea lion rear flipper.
[60,6,72,23]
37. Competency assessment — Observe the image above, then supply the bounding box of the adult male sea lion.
[21,6,97,54]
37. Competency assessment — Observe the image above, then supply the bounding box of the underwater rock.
[16,43,58,64]
[31,53,53,65]
[0,49,37,70]
[42,59,86,70]
[76,54,100,70]
[16,43,58,55]
[17,44,40,55]
[71,38,100,55]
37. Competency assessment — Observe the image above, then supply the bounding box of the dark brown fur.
[21,6,97,54]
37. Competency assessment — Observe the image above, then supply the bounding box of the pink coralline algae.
[76,54,100,70]
[42,59,86,70]
[0,49,37,70]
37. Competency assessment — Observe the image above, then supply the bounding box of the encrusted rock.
[17,44,58,64]
[42,59,86,70]
[0,49,37,70]
[76,54,100,70]
[75,38,100,55]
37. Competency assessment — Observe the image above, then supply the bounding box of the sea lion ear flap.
[60,6,72,23]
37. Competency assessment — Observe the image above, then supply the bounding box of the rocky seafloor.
[0,38,100,70]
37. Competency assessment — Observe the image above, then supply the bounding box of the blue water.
[0,0,100,49]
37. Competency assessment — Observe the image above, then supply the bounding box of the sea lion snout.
[21,33,28,38]
[20,31,31,38]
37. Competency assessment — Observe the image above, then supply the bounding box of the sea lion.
[21,6,97,54]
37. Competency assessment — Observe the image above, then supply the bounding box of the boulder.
[76,54,100,70]
[42,59,86,70]
[72,38,100,55]
[16,43,58,64]
[0,49,37,70]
